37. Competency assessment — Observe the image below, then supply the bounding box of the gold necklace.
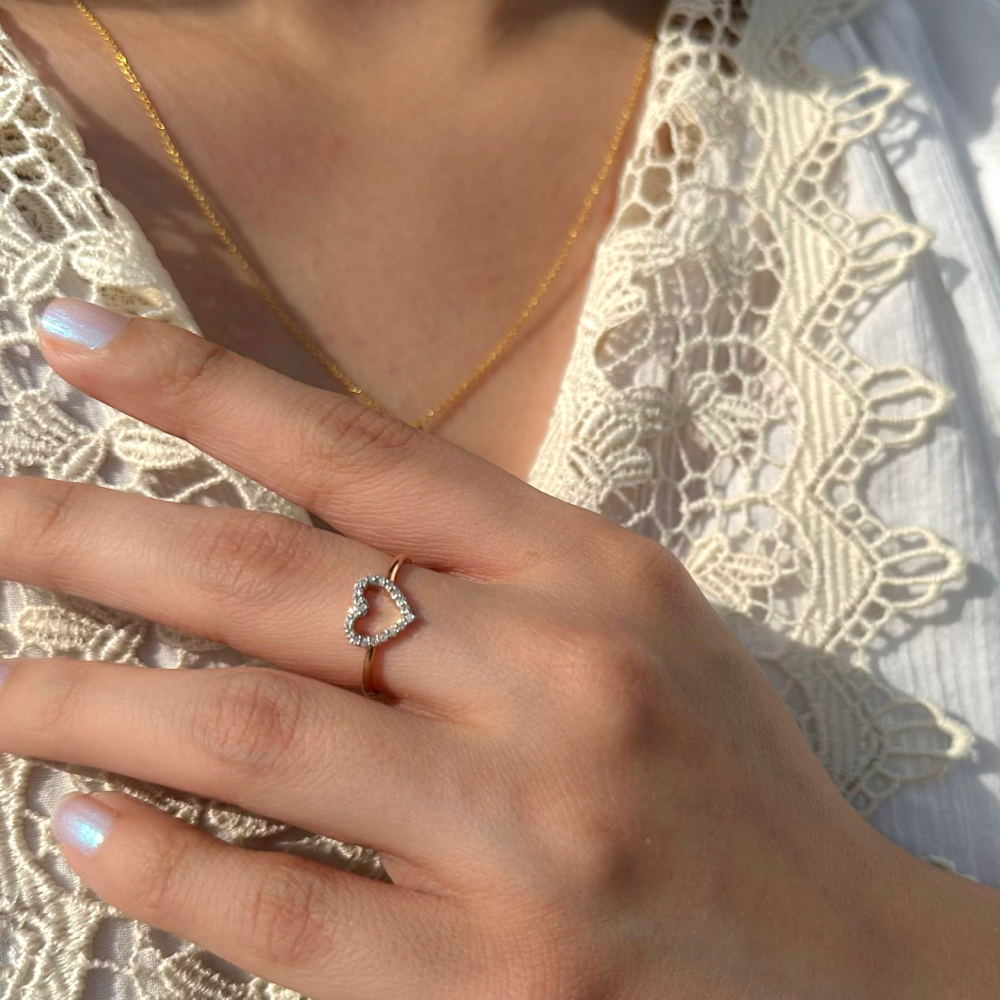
[68,0,661,429]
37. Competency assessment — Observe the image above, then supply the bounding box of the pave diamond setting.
[344,574,416,648]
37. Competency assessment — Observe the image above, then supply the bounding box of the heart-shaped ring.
[344,573,416,648]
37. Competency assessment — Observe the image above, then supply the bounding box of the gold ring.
[343,555,414,698]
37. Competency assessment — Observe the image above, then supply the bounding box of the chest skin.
[2,1,654,481]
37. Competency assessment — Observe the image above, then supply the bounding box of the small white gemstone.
[345,571,416,648]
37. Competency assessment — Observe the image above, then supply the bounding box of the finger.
[0,476,496,712]
[36,298,564,579]
[2,658,468,864]
[50,790,470,1000]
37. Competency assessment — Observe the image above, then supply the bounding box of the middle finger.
[0,656,469,867]
[0,476,495,715]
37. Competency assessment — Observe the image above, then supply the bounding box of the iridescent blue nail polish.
[51,793,116,855]
[39,297,132,350]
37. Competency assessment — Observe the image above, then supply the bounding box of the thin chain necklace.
[68,0,661,429]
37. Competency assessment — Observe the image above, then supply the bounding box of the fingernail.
[51,793,116,856]
[39,297,133,350]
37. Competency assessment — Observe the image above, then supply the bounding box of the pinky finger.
[50,791,467,1000]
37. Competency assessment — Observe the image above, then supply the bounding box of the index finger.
[36,297,562,578]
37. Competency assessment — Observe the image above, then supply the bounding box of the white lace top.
[2,1,999,997]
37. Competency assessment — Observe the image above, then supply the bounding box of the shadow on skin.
[10,0,667,34]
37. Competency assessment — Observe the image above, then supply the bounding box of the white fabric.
[809,0,1000,887]
[0,1,998,997]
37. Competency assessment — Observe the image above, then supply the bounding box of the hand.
[0,297,997,1000]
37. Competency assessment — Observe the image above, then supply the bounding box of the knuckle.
[301,395,421,482]
[162,338,234,410]
[130,820,192,923]
[560,801,642,895]
[245,857,331,969]
[548,622,660,748]
[27,660,89,736]
[515,766,648,900]
[191,667,306,777]
[625,536,694,613]
[196,512,310,605]
[6,478,78,563]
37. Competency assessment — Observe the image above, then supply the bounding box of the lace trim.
[527,0,972,814]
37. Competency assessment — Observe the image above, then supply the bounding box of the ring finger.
[0,475,499,716]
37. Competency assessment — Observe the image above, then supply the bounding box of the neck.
[235,0,661,60]
[240,1,658,30]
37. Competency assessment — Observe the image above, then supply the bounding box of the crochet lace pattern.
[0,1,974,997]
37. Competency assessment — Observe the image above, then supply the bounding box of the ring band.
[343,554,415,698]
